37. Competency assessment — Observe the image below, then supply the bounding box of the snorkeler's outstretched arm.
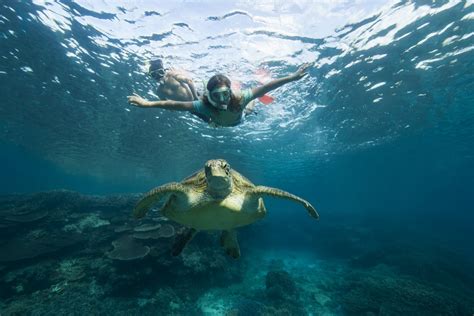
[127,93,194,111]
[250,63,313,99]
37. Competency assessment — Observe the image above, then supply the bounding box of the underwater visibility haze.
[0,0,474,315]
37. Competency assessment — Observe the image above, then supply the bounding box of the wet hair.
[150,59,164,71]
[207,74,231,91]
[205,74,241,111]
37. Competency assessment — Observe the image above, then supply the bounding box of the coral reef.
[230,297,264,316]
[180,245,228,274]
[133,223,162,232]
[350,243,474,293]
[0,190,473,315]
[265,270,298,301]
[57,258,87,281]
[339,265,473,315]
[106,235,150,261]
[63,213,110,233]
[132,223,175,240]
[263,270,306,315]
[0,231,84,263]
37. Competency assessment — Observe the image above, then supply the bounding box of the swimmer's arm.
[181,78,199,100]
[172,73,199,100]
[127,94,194,111]
[250,62,313,99]
[188,81,199,100]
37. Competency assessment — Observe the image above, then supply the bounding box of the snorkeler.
[128,63,312,127]
[147,59,199,102]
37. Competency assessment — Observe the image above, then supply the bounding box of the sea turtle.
[133,159,319,258]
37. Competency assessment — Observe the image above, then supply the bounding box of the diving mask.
[208,86,231,110]
[149,68,166,81]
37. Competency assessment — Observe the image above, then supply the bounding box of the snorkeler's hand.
[291,62,313,80]
[127,93,150,107]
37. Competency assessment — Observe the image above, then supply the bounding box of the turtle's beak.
[205,164,232,196]
[208,175,229,188]
[207,167,230,188]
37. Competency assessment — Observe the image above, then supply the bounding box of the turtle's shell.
[161,169,266,230]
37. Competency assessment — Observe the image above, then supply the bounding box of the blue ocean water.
[1,0,473,315]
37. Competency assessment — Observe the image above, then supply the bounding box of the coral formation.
[4,208,49,223]
[63,213,110,233]
[340,266,473,315]
[0,231,84,263]
[132,224,175,240]
[133,223,162,232]
[264,270,306,315]
[265,270,298,301]
[231,297,264,316]
[106,235,150,261]
[0,190,473,315]
[57,258,86,281]
[114,225,132,233]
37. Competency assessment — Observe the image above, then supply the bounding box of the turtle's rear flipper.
[220,230,241,259]
[171,228,197,256]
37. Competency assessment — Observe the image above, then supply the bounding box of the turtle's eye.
[222,163,230,173]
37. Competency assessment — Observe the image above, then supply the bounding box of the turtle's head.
[205,159,232,198]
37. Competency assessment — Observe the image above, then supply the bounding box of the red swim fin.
[258,94,274,105]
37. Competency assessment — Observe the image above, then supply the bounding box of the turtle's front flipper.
[249,186,319,219]
[220,230,240,259]
[172,228,197,256]
[133,182,187,219]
